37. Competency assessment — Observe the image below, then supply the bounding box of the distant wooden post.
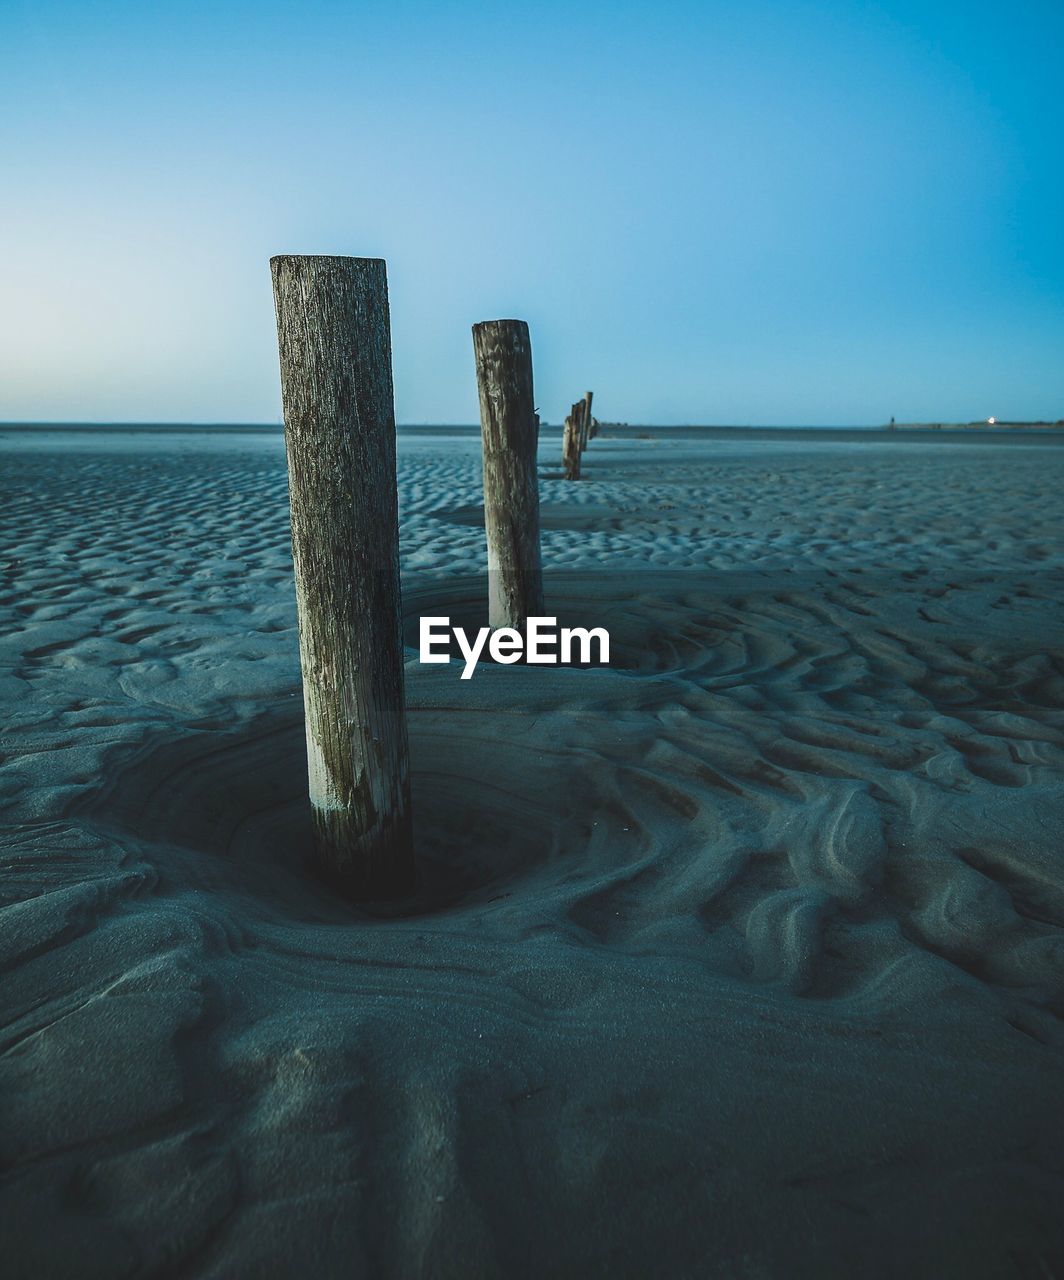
[579,390,594,451]
[562,399,584,480]
[472,319,546,629]
[271,255,414,899]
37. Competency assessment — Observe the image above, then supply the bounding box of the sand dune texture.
[2,426,1064,1278]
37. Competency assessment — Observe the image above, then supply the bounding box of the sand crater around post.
[70,570,746,922]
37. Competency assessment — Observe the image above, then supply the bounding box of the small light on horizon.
[988,416,996,424]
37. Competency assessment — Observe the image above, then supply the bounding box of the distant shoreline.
[890,420,1064,430]
[2,422,1064,457]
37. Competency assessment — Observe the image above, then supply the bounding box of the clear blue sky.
[2,0,1061,425]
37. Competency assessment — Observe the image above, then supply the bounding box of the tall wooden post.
[271,255,413,899]
[472,319,546,629]
[579,390,594,451]
[563,399,584,480]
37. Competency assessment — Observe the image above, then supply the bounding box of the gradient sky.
[2,0,1062,425]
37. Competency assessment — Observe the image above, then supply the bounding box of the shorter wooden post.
[271,254,414,899]
[579,390,594,451]
[472,319,546,629]
[562,399,584,480]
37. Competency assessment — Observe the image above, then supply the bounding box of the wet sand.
[2,426,1064,1278]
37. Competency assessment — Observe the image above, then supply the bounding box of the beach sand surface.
[2,426,1064,1278]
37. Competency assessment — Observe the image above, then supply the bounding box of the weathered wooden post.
[271,255,414,899]
[579,390,594,451]
[472,319,546,628]
[562,399,584,480]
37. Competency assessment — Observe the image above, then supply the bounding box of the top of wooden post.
[271,254,386,268]
[471,320,536,452]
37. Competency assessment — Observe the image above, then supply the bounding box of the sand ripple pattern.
[3,430,1064,1278]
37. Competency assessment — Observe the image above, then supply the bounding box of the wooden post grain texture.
[271,255,413,899]
[579,390,594,451]
[472,319,546,629]
[563,400,584,480]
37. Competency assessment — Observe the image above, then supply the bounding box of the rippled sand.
[3,426,1064,1278]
